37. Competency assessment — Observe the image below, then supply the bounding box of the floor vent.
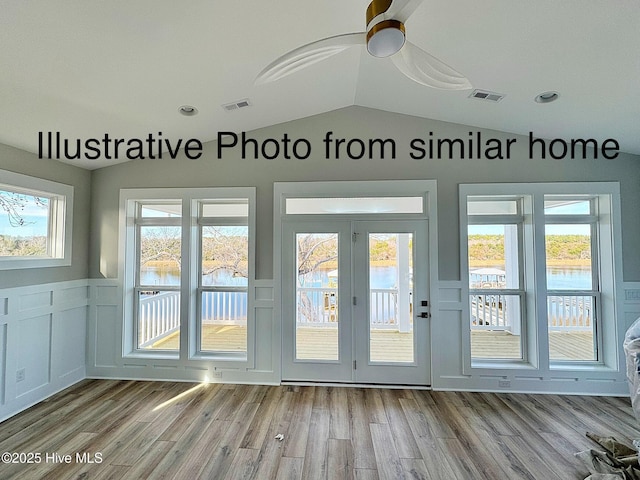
[222,98,252,112]
[469,89,505,102]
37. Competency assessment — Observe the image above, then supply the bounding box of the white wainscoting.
[432,281,636,395]
[0,280,88,422]
[86,279,278,384]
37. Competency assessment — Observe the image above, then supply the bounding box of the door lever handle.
[417,312,430,318]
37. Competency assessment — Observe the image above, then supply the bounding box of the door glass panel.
[295,233,339,360]
[369,233,414,363]
[200,225,248,353]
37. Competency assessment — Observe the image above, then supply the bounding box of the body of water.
[140,266,247,287]
[142,265,592,290]
[140,265,592,327]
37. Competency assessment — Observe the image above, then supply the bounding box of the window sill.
[549,362,613,372]
[190,353,248,363]
[471,360,537,370]
[0,257,71,270]
[124,351,180,360]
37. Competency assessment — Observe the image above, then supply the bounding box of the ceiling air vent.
[222,98,252,112]
[469,89,505,102]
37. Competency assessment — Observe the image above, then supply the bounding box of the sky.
[0,195,49,237]
[469,200,591,235]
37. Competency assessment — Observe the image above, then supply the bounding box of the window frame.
[196,200,250,357]
[460,182,622,374]
[0,169,73,270]
[120,187,256,367]
[467,196,528,362]
[133,201,182,352]
[543,196,602,363]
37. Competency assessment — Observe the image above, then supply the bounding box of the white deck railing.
[201,289,248,325]
[138,289,248,348]
[470,294,510,330]
[469,293,594,332]
[138,291,181,348]
[296,287,409,329]
[547,294,594,331]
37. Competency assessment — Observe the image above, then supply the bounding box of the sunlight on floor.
[152,383,208,412]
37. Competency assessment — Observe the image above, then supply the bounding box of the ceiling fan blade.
[391,41,472,90]
[255,33,366,85]
[386,0,424,23]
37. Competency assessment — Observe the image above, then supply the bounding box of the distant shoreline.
[469,259,590,267]
[143,258,591,270]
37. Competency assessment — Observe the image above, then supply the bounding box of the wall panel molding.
[87,279,278,384]
[432,281,632,395]
[0,279,88,422]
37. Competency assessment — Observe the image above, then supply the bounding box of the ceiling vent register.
[222,99,252,112]
[469,89,505,102]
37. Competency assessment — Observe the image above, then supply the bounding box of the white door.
[281,219,431,385]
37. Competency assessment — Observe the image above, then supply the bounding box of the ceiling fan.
[255,0,471,90]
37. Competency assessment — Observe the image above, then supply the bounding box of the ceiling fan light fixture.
[366,19,405,58]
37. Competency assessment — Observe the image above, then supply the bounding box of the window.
[544,196,600,361]
[134,202,182,351]
[467,197,526,360]
[285,196,424,215]
[461,183,620,369]
[198,201,249,354]
[0,169,73,270]
[121,188,255,363]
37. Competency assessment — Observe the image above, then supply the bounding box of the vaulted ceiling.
[2,0,639,169]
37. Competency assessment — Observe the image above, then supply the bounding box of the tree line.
[0,235,47,256]
[469,234,591,262]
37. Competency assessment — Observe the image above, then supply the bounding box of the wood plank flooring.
[0,379,637,479]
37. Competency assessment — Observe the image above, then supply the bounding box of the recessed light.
[178,105,198,116]
[535,91,559,103]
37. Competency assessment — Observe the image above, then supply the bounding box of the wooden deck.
[0,379,637,479]
[154,326,594,362]
[471,330,595,361]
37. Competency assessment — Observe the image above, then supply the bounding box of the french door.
[282,219,431,385]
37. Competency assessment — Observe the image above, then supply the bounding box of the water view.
[141,265,592,290]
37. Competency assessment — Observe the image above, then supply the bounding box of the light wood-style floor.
[0,379,637,479]
[154,326,594,362]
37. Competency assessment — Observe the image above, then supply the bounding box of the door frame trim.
[273,180,440,383]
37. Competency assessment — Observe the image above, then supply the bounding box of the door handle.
[417,312,430,318]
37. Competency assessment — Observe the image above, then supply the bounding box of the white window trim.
[460,182,623,375]
[273,180,440,382]
[0,169,73,270]
[468,199,528,363]
[119,187,256,368]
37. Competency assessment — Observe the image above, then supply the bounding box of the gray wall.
[89,106,640,282]
[0,143,91,288]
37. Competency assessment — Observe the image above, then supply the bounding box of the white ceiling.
[2,0,639,169]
